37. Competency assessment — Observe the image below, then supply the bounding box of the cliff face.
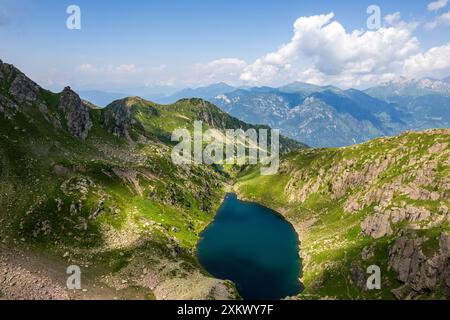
[57,87,92,140]
[0,60,93,140]
[237,129,450,299]
[389,234,450,299]
[0,60,40,106]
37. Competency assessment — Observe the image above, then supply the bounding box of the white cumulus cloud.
[187,58,247,86]
[404,43,450,78]
[384,12,402,26]
[427,0,448,11]
[240,13,420,87]
[425,10,450,29]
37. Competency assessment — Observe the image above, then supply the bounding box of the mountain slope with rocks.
[236,129,450,299]
[0,59,303,300]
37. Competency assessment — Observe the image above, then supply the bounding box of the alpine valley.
[1,59,449,300]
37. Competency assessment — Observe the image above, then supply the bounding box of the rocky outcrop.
[58,87,92,140]
[350,262,367,289]
[0,61,92,139]
[0,95,19,117]
[284,131,450,214]
[361,212,392,239]
[102,98,136,138]
[0,60,40,106]
[388,234,450,298]
[361,205,435,238]
[8,72,40,105]
[198,100,217,127]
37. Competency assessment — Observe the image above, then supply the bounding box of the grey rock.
[389,233,450,298]
[9,73,39,104]
[58,87,92,140]
[0,95,19,116]
[361,212,392,239]
[361,245,375,261]
[104,101,133,137]
[0,61,40,105]
[350,262,366,289]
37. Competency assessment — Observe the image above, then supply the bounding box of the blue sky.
[1,0,449,91]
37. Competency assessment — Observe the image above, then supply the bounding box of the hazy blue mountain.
[279,81,340,95]
[211,86,406,147]
[156,82,236,104]
[364,77,450,133]
[365,77,450,100]
[212,88,301,127]
[79,86,179,107]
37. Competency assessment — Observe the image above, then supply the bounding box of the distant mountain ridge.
[156,82,236,105]
[365,77,450,100]
[157,78,450,148]
[211,84,408,147]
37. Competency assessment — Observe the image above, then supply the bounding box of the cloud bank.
[240,12,423,88]
[48,10,450,89]
[427,0,448,11]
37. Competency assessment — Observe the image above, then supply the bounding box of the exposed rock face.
[9,72,39,105]
[361,212,392,239]
[58,87,92,140]
[361,205,434,238]
[0,95,19,117]
[198,100,217,127]
[1,61,93,139]
[285,131,450,211]
[102,98,135,138]
[389,234,450,298]
[350,262,367,289]
[0,60,40,106]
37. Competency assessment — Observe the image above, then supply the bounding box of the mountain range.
[146,79,450,148]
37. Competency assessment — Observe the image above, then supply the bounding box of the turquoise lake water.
[197,193,302,300]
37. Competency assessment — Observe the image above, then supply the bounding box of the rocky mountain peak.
[62,86,74,93]
[58,86,92,140]
[102,98,138,139]
[101,96,161,139]
[0,60,40,106]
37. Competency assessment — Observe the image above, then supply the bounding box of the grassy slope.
[236,129,450,299]
[103,97,307,150]
[0,63,305,299]
[0,87,245,298]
